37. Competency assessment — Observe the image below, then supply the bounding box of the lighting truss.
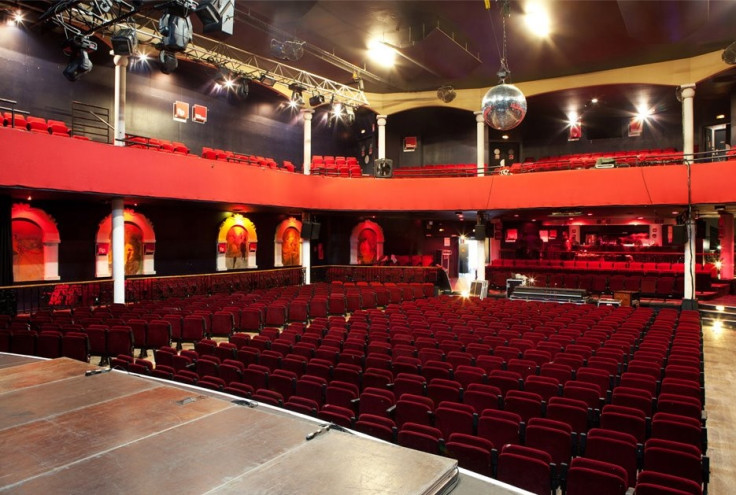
[37,1,369,107]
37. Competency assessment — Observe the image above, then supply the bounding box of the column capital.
[678,83,696,99]
[113,54,129,67]
[301,108,314,120]
[376,115,387,126]
[474,111,484,123]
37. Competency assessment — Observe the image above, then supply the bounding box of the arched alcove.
[11,203,61,281]
[274,217,302,267]
[95,209,156,277]
[350,219,385,265]
[216,214,258,270]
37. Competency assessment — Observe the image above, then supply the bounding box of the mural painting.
[12,219,44,282]
[226,224,248,269]
[282,226,301,266]
[358,228,377,264]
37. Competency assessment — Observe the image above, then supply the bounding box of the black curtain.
[0,196,16,315]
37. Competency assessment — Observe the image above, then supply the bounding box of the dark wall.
[386,107,477,168]
[0,28,342,167]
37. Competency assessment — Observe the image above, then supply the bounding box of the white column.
[475,111,485,177]
[302,214,311,285]
[111,198,125,304]
[683,218,697,302]
[680,84,696,162]
[302,109,314,175]
[680,84,697,305]
[113,55,128,147]
[377,115,387,160]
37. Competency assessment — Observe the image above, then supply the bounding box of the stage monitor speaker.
[473,224,486,240]
[310,222,321,240]
[374,158,393,178]
[300,222,313,240]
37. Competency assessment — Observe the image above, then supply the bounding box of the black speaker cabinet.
[473,224,486,240]
[300,222,313,240]
[310,222,321,240]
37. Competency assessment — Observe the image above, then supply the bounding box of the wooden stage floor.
[0,355,527,495]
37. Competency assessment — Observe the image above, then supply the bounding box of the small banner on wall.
[628,117,643,137]
[403,136,417,152]
[568,121,582,141]
[192,104,208,124]
[173,101,189,122]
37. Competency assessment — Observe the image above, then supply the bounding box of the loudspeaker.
[310,222,321,240]
[374,158,393,178]
[473,224,486,240]
[300,222,313,240]
[671,225,686,244]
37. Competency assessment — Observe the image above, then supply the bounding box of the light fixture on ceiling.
[524,2,551,37]
[158,50,178,74]
[158,0,196,53]
[195,0,235,36]
[62,36,96,81]
[288,82,306,107]
[437,85,456,103]
[214,67,235,89]
[309,94,325,106]
[111,27,138,56]
[481,0,527,131]
[368,39,396,68]
[259,73,276,87]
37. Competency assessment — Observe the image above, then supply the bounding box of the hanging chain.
[498,0,511,82]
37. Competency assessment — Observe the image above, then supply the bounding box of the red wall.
[2,128,734,211]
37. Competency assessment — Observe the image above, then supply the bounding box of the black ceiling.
[220,0,736,93]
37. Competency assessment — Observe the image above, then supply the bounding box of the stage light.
[62,36,96,82]
[525,2,551,37]
[368,39,396,68]
[259,73,276,86]
[309,94,325,107]
[288,83,305,107]
[195,0,234,36]
[158,0,196,52]
[235,78,250,99]
[111,27,138,56]
[158,50,178,74]
[214,67,235,89]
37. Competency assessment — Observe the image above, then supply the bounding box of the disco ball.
[481,83,527,130]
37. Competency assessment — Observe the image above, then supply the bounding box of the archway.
[274,217,302,267]
[95,209,156,277]
[11,203,60,281]
[350,220,385,265]
[216,214,258,270]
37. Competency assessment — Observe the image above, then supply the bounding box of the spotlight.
[235,78,250,99]
[62,36,96,82]
[194,0,234,36]
[111,27,138,56]
[288,83,306,106]
[158,0,196,52]
[309,94,325,107]
[214,67,235,89]
[158,50,178,74]
[259,73,276,87]
[345,105,355,124]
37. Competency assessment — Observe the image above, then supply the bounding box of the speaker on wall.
[374,158,393,178]
[300,222,313,240]
[473,224,486,240]
[310,222,321,240]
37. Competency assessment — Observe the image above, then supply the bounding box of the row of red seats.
[502,148,683,175]
[201,147,295,172]
[392,163,478,178]
[2,112,83,138]
[126,135,190,154]
[311,155,362,177]
[123,302,704,495]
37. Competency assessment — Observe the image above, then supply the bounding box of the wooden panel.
[214,431,458,495]
[0,358,96,393]
[0,371,159,431]
[1,385,231,489]
[3,406,318,494]
[0,353,38,370]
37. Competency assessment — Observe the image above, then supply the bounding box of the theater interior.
[1,1,735,494]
